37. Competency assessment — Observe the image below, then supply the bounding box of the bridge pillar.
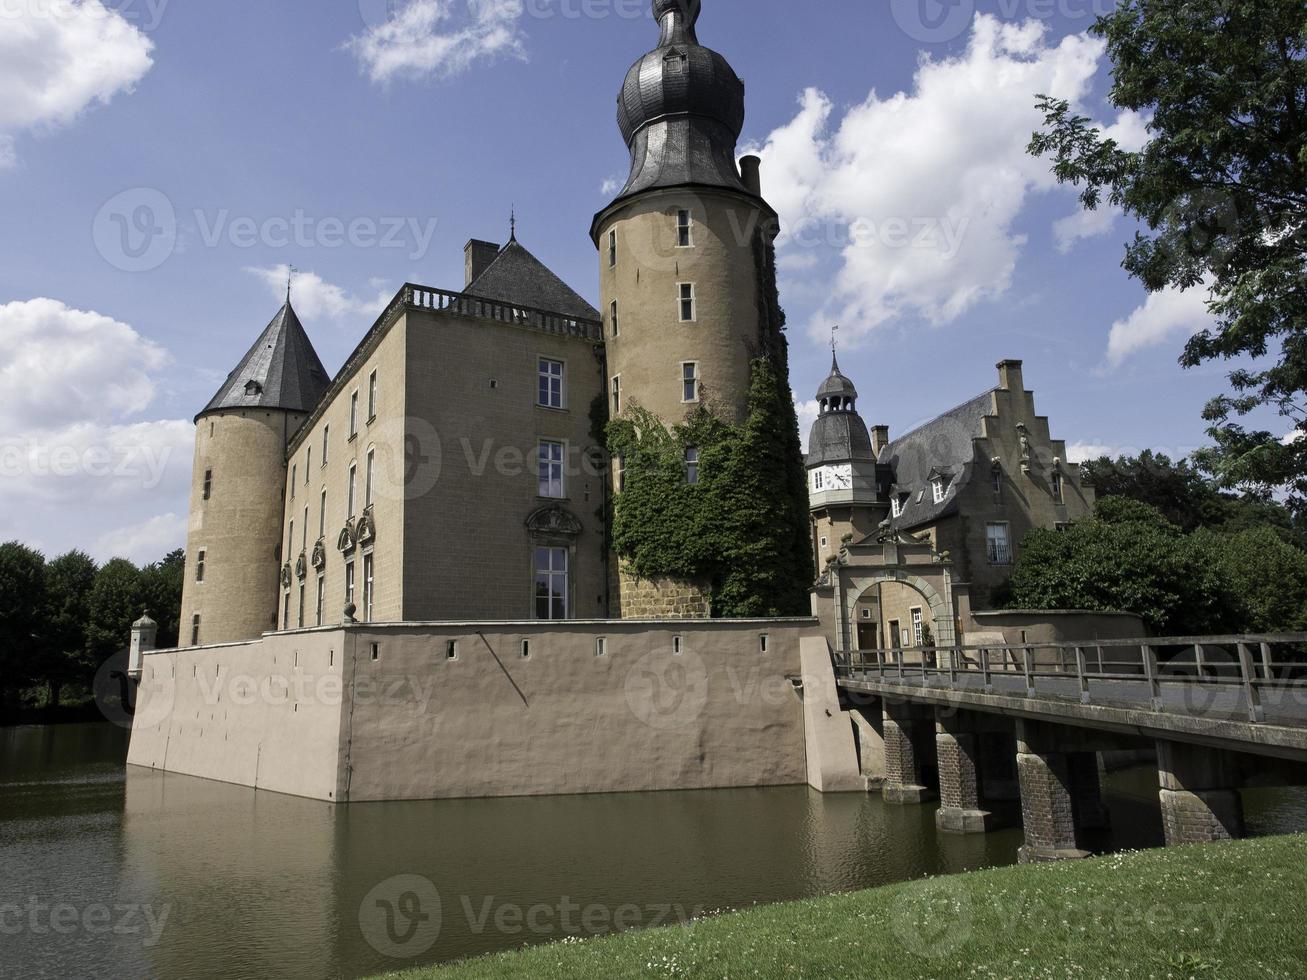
[1157,741,1244,846]
[1015,720,1092,863]
[935,710,994,834]
[882,700,936,805]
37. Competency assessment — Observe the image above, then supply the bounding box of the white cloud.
[746,16,1112,345]
[0,298,167,431]
[94,512,187,564]
[1107,285,1215,365]
[1283,430,1304,446]
[1053,205,1119,253]
[248,265,392,322]
[346,0,526,84]
[0,0,153,166]
[794,399,820,454]
[1066,441,1120,464]
[600,176,622,197]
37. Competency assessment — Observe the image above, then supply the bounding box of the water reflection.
[1,724,1304,980]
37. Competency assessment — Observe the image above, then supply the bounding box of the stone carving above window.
[295,553,307,581]
[526,504,583,537]
[337,519,356,553]
[280,563,292,589]
[311,539,327,570]
[356,507,376,546]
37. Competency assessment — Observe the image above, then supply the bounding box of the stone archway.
[839,570,955,652]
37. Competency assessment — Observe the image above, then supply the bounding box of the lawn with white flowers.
[383,835,1306,979]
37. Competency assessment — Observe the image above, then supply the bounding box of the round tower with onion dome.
[179,299,329,647]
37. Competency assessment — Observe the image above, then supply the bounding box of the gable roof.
[464,239,600,321]
[200,301,330,419]
[878,389,996,530]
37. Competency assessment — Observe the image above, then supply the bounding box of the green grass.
[382,835,1307,979]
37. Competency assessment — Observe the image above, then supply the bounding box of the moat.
[4,724,1307,980]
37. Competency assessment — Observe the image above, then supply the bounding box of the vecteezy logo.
[93,188,177,272]
[359,875,442,959]
[890,0,975,44]
[624,648,710,731]
[888,876,973,959]
[358,0,407,30]
[92,653,176,730]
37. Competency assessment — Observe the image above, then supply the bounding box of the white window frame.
[345,560,356,610]
[911,607,924,647]
[534,546,569,621]
[932,477,947,504]
[347,462,358,518]
[611,375,621,416]
[349,390,359,439]
[608,230,617,268]
[609,300,619,338]
[678,282,696,322]
[676,209,693,248]
[813,469,825,492]
[322,425,330,466]
[986,522,1012,565]
[538,357,565,410]
[316,575,325,627]
[891,494,906,518]
[538,440,566,499]
[361,551,374,623]
[684,446,700,485]
[365,448,376,508]
[367,370,378,421]
[682,362,699,403]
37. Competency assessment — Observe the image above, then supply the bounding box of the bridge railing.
[833,634,1307,725]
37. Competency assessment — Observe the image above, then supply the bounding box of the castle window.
[682,362,699,403]
[813,469,825,491]
[521,639,532,659]
[283,592,291,631]
[365,448,376,508]
[345,560,356,610]
[673,636,682,656]
[322,426,330,466]
[820,536,828,549]
[349,391,359,439]
[759,634,769,654]
[986,523,1012,565]
[538,441,565,498]
[678,283,696,322]
[611,376,621,415]
[319,489,327,538]
[1055,522,1072,533]
[298,583,305,628]
[911,607,924,647]
[534,547,568,620]
[932,477,948,504]
[608,230,617,268]
[446,640,459,661]
[348,463,358,518]
[992,468,1002,498]
[196,550,205,583]
[1052,470,1065,504]
[684,447,700,485]
[191,615,200,646]
[288,519,294,558]
[892,493,907,518]
[302,506,309,550]
[362,552,374,622]
[316,576,325,627]
[676,209,693,248]
[616,453,626,493]
[595,637,607,658]
[610,300,619,338]
[291,466,296,498]
[367,370,378,422]
[203,470,212,500]
[306,447,311,480]
[538,358,565,409]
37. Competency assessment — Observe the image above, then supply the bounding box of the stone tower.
[806,355,884,569]
[594,0,810,618]
[180,300,329,647]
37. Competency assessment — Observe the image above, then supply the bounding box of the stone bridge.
[833,634,1307,862]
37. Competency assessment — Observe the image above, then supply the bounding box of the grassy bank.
[384,835,1307,979]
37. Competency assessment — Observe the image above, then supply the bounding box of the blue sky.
[0,0,1260,563]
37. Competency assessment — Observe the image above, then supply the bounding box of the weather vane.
[510,205,516,241]
[831,324,839,354]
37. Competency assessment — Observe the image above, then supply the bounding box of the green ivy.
[603,230,815,618]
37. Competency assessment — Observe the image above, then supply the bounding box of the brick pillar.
[935,710,993,834]
[1069,752,1111,831]
[1015,721,1091,863]
[882,700,935,805]
[1157,741,1244,846]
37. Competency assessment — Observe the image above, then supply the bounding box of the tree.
[0,542,46,710]
[86,559,144,667]
[1029,0,1307,509]
[1006,501,1241,635]
[39,551,98,706]
[140,548,184,649]
[1192,525,1307,632]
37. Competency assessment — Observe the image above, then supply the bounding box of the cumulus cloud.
[346,0,526,84]
[0,298,192,559]
[1107,285,1215,365]
[1050,110,1150,252]
[1066,441,1120,464]
[746,16,1129,345]
[0,0,153,166]
[600,175,623,197]
[794,399,820,454]
[94,512,187,564]
[247,265,392,322]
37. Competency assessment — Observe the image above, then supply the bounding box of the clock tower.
[806,355,884,568]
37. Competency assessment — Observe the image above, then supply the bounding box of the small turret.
[180,300,329,646]
[807,355,874,467]
[128,611,157,675]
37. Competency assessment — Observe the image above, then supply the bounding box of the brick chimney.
[464,240,501,288]
[996,359,1024,392]
[871,425,890,456]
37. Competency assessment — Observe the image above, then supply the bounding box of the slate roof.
[464,239,600,322]
[200,301,330,419]
[807,357,873,467]
[877,389,997,531]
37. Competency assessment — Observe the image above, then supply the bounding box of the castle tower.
[806,355,884,568]
[180,300,329,646]
[592,0,777,426]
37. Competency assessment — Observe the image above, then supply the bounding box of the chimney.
[871,425,890,456]
[464,240,501,288]
[996,359,1024,392]
[739,155,762,197]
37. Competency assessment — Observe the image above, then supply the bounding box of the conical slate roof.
[816,354,858,400]
[465,238,600,321]
[200,301,330,418]
[807,353,873,467]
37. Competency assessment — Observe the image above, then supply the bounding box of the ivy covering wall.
[603,231,815,618]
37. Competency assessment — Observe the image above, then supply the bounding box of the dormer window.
[891,493,907,519]
[244,380,262,396]
[932,477,948,504]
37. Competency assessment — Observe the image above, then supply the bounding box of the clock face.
[830,466,852,489]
